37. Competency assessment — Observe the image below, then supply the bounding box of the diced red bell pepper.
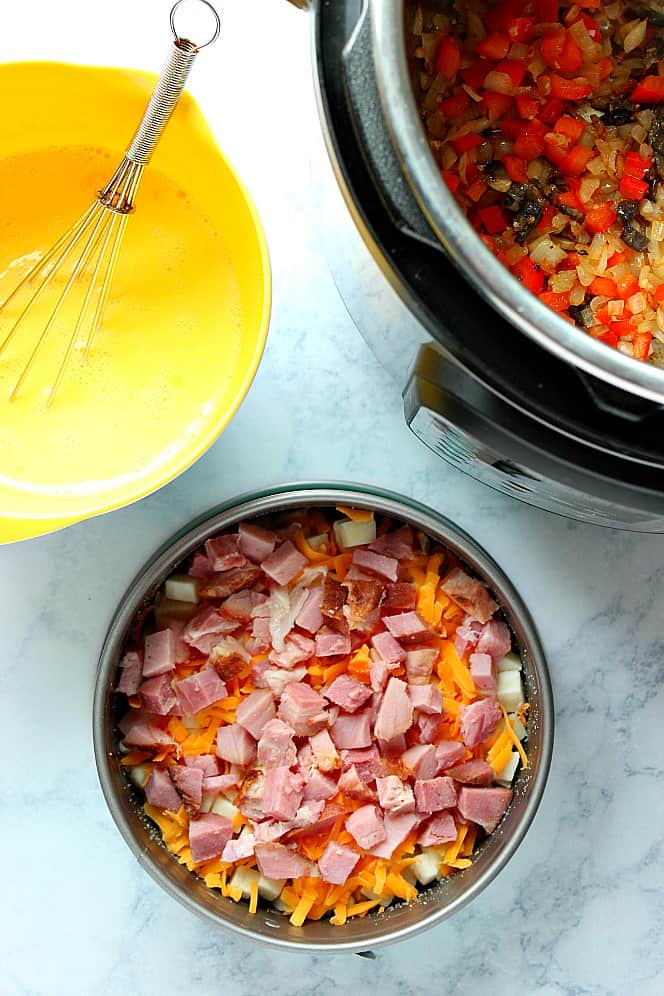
[616,275,641,299]
[559,145,595,176]
[633,331,653,359]
[557,190,584,212]
[607,251,628,268]
[653,284,664,303]
[465,163,481,183]
[540,28,583,75]
[539,290,571,312]
[543,131,569,167]
[594,304,612,324]
[486,0,530,33]
[436,36,462,79]
[540,97,564,124]
[513,255,546,293]
[476,33,511,61]
[554,115,585,141]
[623,152,653,179]
[500,119,526,140]
[568,13,601,39]
[503,154,529,182]
[585,204,616,233]
[630,76,664,105]
[559,251,583,270]
[452,133,484,154]
[508,17,537,42]
[597,329,620,348]
[619,175,648,199]
[482,91,514,121]
[478,205,509,234]
[607,318,634,338]
[597,57,613,81]
[514,119,548,158]
[442,170,462,195]
[495,59,528,87]
[516,94,541,119]
[534,0,559,23]
[537,204,557,229]
[589,275,618,297]
[440,92,471,117]
[466,179,489,202]
[461,60,489,89]
[549,74,593,100]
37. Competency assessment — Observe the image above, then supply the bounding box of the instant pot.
[292,0,664,531]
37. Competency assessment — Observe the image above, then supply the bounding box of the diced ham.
[160,618,191,665]
[368,812,420,859]
[309,729,340,772]
[203,773,238,795]
[344,579,384,629]
[460,697,502,747]
[269,634,315,669]
[454,618,483,659]
[139,674,176,716]
[406,647,438,685]
[221,590,265,621]
[170,764,203,810]
[469,652,497,693]
[381,582,417,615]
[248,615,271,654]
[278,683,329,736]
[122,718,173,750]
[435,740,468,772]
[303,769,338,801]
[346,804,386,850]
[331,710,372,750]
[176,669,227,716]
[340,746,382,781]
[369,525,416,560]
[238,521,278,563]
[261,540,307,586]
[258,665,308,699]
[285,801,345,841]
[268,585,309,653]
[408,684,443,714]
[257,719,297,769]
[183,606,239,653]
[143,630,176,677]
[315,627,351,658]
[189,813,233,862]
[383,611,431,641]
[418,714,444,744]
[236,689,276,739]
[401,744,438,781]
[188,551,214,578]
[253,820,291,844]
[296,586,324,633]
[457,786,513,833]
[373,677,413,742]
[371,630,406,665]
[446,760,494,785]
[320,577,347,623]
[417,812,457,846]
[414,777,457,814]
[378,734,406,758]
[116,651,143,695]
[221,831,255,862]
[236,770,265,820]
[199,565,262,599]
[376,775,415,815]
[205,534,246,572]
[370,657,391,693]
[184,755,220,776]
[323,674,373,713]
[255,842,310,880]
[145,767,183,812]
[291,799,326,829]
[476,620,512,664]
[440,568,497,625]
[318,842,360,885]
[262,766,305,820]
[216,724,257,766]
[337,764,376,801]
[352,549,399,582]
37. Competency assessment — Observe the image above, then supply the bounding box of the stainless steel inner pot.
[93,483,554,953]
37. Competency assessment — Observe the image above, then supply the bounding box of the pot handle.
[285,0,310,7]
[342,2,441,250]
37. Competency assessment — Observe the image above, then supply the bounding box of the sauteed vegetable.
[414,0,664,364]
[116,506,528,925]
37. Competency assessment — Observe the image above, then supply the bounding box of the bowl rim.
[93,481,554,952]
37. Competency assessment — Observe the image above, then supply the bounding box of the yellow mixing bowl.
[0,62,270,544]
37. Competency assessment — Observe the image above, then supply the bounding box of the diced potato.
[307,533,328,551]
[270,895,289,911]
[411,848,442,886]
[498,670,525,711]
[181,715,202,731]
[333,518,377,549]
[495,750,520,788]
[258,876,286,902]
[154,596,198,622]
[211,797,239,821]
[497,652,522,672]
[230,866,260,899]
[164,574,200,604]
[200,792,214,814]
[508,712,527,741]
[128,764,150,788]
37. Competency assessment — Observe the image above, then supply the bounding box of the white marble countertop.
[3,2,664,993]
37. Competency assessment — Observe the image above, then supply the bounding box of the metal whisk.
[0,0,220,405]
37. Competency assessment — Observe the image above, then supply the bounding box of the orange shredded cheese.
[335,505,374,522]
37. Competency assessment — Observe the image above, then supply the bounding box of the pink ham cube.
[188,814,233,863]
[417,812,457,847]
[318,842,360,885]
[145,767,182,812]
[469,652,497,693]
[376,775,415,815]
[262,766,305,821]
[235,688,276,739]
[205,534,246,572]
[143,630,175,677]
[176,669,227,716]
[238,521,278,563]
[346,804,386,850]
[414,777,457,814]
[215,723,257,766]
[460,697,502,747]
[261,540,307,585]
[373,677,413,741]
[323,673,373,713]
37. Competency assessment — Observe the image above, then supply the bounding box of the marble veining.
[2,2,664,994]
